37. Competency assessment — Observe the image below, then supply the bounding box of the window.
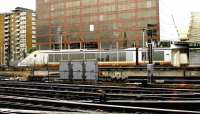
[44,0,48,3]
[147,0,152,8]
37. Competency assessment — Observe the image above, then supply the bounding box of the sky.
[0,0,35,12]
[0,0,200,39]
[162,0,200,39]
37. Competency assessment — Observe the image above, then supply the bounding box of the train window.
[85,43,98,49]
[119,52,126,61]
[142,52,148,61]
[159,41,171,47]
[86,53,96,60]
[70,43,80,49]
[153,51,164,61]
[105,55,110,61]
[110,52,117,61]
[97,53,106,61]
[71,54,83,60]
[48,54,62,62]
[142,51,164,61]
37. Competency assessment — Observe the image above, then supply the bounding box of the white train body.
[17,47,189,67]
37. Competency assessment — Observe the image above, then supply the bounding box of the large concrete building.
[36,0,178,50]
[0,7,36,66]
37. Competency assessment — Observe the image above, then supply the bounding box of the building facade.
[0,7,36,66]
[0,14,5,65]
[188,12,200,42]
[36,0,160,50]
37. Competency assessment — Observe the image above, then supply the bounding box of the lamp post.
[146,29,154,85]
[142,28,146,49]
[60,33,63,61]
[57,26,63,61]
[60,34,63,50]
[68,43,70,61]
[141,27,154,84]
[89,24,95,60]
[83,42,86,60]
[141,28,147,62]
[116,41,119,62]
[33,54,37,77]
[99,41,102,62]
[0,46,2,65]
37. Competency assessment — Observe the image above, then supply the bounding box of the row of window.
[39,0,154,9]
[37,0,156,17]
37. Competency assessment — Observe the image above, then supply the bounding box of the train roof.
[31,48,178,55]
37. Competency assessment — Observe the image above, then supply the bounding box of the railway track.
[0,81,200,113]
[1,81,199,93]
[0,108,67,114]
[1,86,200,101]
[0,85,200,100]
[0,95,199,114]
[0,81,200,100]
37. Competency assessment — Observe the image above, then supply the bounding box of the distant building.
[0,7,36,66]
[188,12,200,42]
[36,0,178,50]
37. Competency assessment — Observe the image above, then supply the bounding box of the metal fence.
[59,60,98,81]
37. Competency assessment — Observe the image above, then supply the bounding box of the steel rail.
[0,81,199,94]
[0,95,199,114]
[0,86,199,101]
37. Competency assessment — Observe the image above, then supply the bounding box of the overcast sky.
[0,0,200,37]
[0,0,35,12]
[162,0,200,36]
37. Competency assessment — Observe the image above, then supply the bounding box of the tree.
[27,47,36,54]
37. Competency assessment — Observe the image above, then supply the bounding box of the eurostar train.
[18,47,185,67]
[17,45,200,83]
